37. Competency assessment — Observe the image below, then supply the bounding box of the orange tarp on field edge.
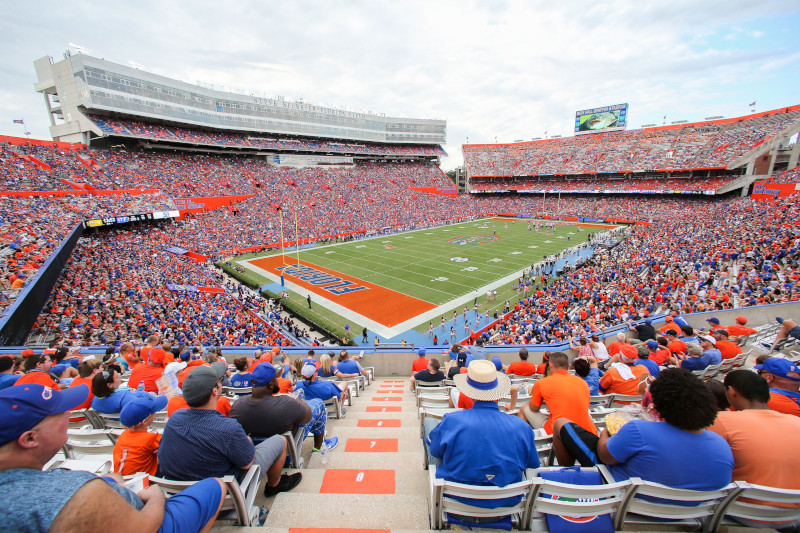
[248,256,435,327]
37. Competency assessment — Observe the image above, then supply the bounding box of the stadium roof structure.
[32,53,446,148]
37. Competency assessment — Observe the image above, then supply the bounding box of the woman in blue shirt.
[90,368,152,414]
[573,356,602,395]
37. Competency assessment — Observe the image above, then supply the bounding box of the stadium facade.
[33,53,446,148]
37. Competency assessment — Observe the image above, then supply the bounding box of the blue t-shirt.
[336,360,360,375]
[606,420,733,490]
[230,372,252,388]
[0,468,142,532]
[581,367,601,395]
[319,364,338,378]
[158,408,255,481]
[429,401,540,508]
[680,357,708,372]
[702,349,722,366]
[635,359,660,378]
[91,389,153,414]
[295,379,342,401]
[0,373,20,390]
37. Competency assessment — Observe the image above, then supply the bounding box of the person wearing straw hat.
[425,360,539,526]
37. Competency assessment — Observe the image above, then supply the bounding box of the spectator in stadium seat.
[675,343,708,372]
[410,358,445,391]
[114,395,167,476]
[506,347,537,376]
[68,358,102,410]
[663,329,687,359]
[709,370,800,525]
[699,335,723,366]
[0,384,226,532]
[426,359,540,528]
[91,368,153,414]
[127,349,166,393]
[229,363,338,471]
[229,357,253,388]
[0,356,20,390]
[634,344,660,378]
[411,348,429,373]
[629,319,656,343]
[573,356,601,396]
[710,329,742,360]
[14,353,61,389]
[519,351,596,436]
[725,316,757,342]
[553,368,733,491]
[754,358,800,417]
[294,364,348,408]
[599,344,650,397]
[336,350,367,378]
[159,362,298,498]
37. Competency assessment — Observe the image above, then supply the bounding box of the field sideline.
[236,217,617,339]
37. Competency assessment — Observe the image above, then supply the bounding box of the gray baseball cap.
[182,361,227,404]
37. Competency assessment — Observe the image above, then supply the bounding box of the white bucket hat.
[453,359,511,401]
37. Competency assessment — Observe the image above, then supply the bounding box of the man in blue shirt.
[336,350,367,379]
[0,356,19,390]
[699,335,722,366]
[426,359,540,527]
[635,343,660,378]
[678,343,708,372]
[295,364,348,411]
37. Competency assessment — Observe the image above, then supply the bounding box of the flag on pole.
[13,119,24,124]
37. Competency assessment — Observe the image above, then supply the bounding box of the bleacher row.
[470,175,738,193]
[464,109,800,177]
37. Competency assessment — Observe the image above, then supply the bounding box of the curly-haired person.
[552,368,734,491]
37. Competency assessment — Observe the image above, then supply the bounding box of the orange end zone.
[358,419,402,427]
[291,529,390,533]
[319,469,395,494]
[372,396,402,402]
[365,406,402,413]
[248,256,436,327]
[345,438,399,453]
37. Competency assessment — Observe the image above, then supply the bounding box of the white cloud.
[0,0,798,170]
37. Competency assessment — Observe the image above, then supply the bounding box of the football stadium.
[2,5,800,531]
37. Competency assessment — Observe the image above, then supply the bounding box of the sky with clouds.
[1,0,799,169]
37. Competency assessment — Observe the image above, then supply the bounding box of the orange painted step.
[345,438,399,452]
[376,389,403,394]
[381,380,406,384]
[291,529,389,533]
[320,469,395,494]
[358,419,402,428]
[372,396,402,402]
[365,406,402,413]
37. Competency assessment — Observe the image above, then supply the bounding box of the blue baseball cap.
[646,340,659,350]
[705,317,720,325]
[456,352,468,367]
[491,356,503,371]
[0,384,89,446]
[120,395,168,427]
[417,348,427,357]
[755,358,800,381]
[251,362,278,386]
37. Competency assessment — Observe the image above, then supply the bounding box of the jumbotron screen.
[574,103,628,134]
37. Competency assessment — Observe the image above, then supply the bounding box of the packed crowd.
[762,167,800,184]
[480,195,800,345]
[88,115,446,156]
[29,226,288,347]
[464,109,800,177]
[470,175,737,193]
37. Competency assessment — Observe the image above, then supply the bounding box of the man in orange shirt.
[14,354,62,389]
[412,348,429,373]
[519,351,596,436]
[507,347,537,376]
[114,395,168,476]
[119,342,139,369]
[138,335,160,364]
[663,329,687,359]
[755,358,800,417]
[710,329,742,360]
[69,358,103,410]
[726,316,757,343]
[128,349,166,393]
[599,345,650,398]
[709,370,800,520]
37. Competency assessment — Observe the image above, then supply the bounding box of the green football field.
[231,217,617,338]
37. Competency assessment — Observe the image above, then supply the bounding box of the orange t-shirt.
[177,360,206,388]
[507,361,537,376]
[709,410,800,506]
[667,340,688,357]
[457,393,474,409]
[167,395,232,417]
[128,364,164,393]
[15,371,57,388]
[768,390,800,417]
[726,325,757,337]
[412,357,429,373]
[650,348,671,366]
[113,429,161,476]
[535,362,548,375]
[716,340,742,360]
[530,369,596,435]
[69,376,96,410]
[277,378,293,394]
[599,365,650,398]
[139,346,155,364]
